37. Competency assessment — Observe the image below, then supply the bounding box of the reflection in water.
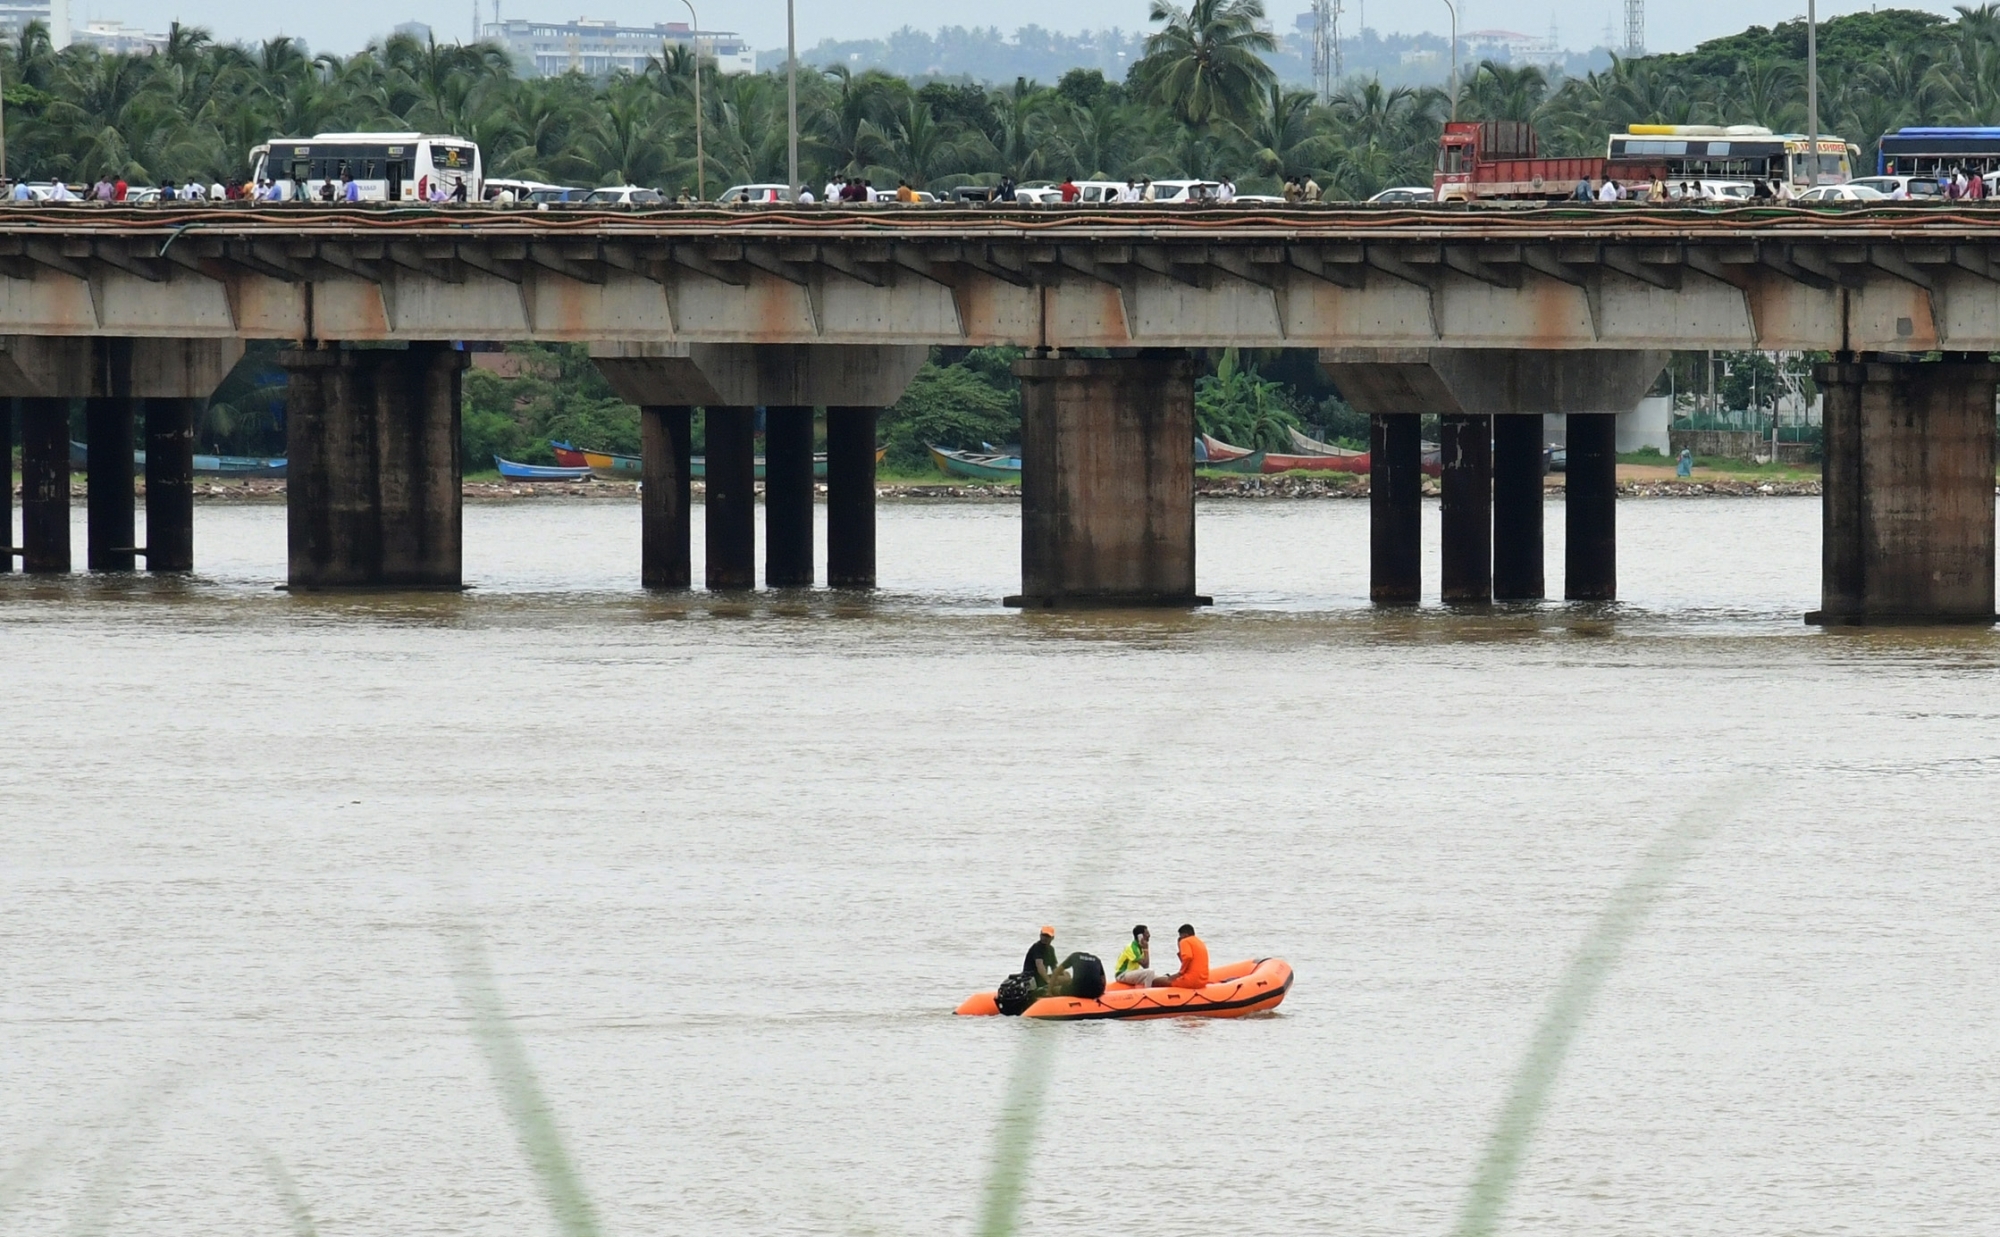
[3,497,1999,1236]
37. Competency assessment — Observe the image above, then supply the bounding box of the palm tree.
[1134,0,1276,132]
[1457,60,1548,123]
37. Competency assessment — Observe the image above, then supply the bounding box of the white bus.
[248,133,483,202]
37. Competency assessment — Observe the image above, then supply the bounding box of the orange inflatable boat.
[955,957,1293,1021]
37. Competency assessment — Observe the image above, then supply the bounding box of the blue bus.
[1877,127,2000,176]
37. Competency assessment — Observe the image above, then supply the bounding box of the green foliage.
[201,340,288,455]
[880,347,1022,471]
[460,343,639,468]
[1195,348,1303,451]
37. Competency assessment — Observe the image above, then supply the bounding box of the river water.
[5,496,2000,1237]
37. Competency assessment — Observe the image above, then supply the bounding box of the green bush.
[880,347,1022,471]
[460,344,640,467]
[1195,349,1302,451]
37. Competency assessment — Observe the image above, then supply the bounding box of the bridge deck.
[0,204,1993,351]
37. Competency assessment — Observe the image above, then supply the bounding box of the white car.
[1231,193,1287,204]
[1148,179,1223,202]
[1795,183,1886,202]
[584,185,666,205]
[1666,179,1755,201]
[1848,175,1942,200]
[718,183,793,204]
[1367,186,1434,204]
[1012,182,1060,204]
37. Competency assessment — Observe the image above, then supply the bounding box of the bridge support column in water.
[592,344,923,593]
[1811,355,1998,624]
[764,405,815,588]
[1492,414,1546,601]
[1369,413,1422,605]
[85,395,136,572]
[826,407,877,589]
[1009,352,1205,608]
[20,398,69,572]
[640,405,693,589]
[704,406,757,591]
[144,398,197,573]
[281,343,466,589]
[1564,413,1618,602]
[1440,413,1492,604]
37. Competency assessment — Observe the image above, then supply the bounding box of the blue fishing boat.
[494,455,594,481]
[69,440,287,477]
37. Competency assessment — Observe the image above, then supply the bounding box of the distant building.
[483,16,755,77]
[72,18,166,55]
[0,0,70,48]
[1464,28,1564,69]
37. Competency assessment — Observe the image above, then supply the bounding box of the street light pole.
[1438,0,1458,120]
[1806,0,1819,189]
[675,0,704,201]
[786,0,799,202]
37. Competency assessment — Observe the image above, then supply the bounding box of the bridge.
[2,204,1995,623]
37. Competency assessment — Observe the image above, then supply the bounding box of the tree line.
[4,4,1996,200]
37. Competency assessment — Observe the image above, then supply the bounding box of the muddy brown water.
[4,497,1998,1236]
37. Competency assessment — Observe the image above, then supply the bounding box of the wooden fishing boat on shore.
[1199,433,1255,462]
[930,445,1021,480]
[494,455,594,481]
[1287,428,1367,458]
[1202,449,1268,474]
[556,440,861,481]
[69,440,287,477]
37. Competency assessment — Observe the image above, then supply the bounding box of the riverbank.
[4,472,1837,502]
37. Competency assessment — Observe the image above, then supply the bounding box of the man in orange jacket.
[1158,923,1209,989]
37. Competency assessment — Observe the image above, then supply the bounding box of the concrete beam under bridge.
[1318,348,1667,417]
[0,336,243,398]
[591,344,926,591]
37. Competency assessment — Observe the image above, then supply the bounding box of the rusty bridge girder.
[0,205,1989,352]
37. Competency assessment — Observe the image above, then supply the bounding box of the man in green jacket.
[1114,924,1155,988]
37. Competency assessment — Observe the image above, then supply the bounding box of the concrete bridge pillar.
[144,399,199,573]
[20,399,69,573]
[640,405,693,589]
[1439,414,1492,604]
[281,343,466,590]
[1323,347,1663,606]
[704,407,757,591]
[592,344,923,592]
[1564,414,1618,602]
[0,338,241,576]
[1493,415,1546,601]
[1810,356,1998,625]
[1008,352,1203,608]
[1369,414,1422,605]
[826,407,877,589]
[764,406,815,588]
[86,396,136,572]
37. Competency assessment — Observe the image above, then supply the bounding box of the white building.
[72,18,166,55]
[482,16,755,77]
[0,0,70,48]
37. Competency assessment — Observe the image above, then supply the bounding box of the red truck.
[1431,120,1668,203]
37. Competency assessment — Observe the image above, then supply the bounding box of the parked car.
[718,182,792,204]
[1012,181,1060,203]
[1231,193,1287,204]
[1795,183,1886,202]
[1148,179,1223,202]
[1847,175,1942,200]
[1667,179,1755,201]
[584,185,665,205]
[949,185,999,204]
[522,186,589,204]
[1367,185,1435,204]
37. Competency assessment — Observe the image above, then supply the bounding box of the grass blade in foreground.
[449,925,602,1237]
[1452,786,1744,1237]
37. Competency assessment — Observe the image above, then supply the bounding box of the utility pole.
[677,0,704,201]
[786,0,799,202]
[1437,0,1457,120]
[1311,0,1340,104]
[1806,0,1820,188]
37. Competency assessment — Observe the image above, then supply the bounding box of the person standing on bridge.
[1572,176,1592,202]
[1598,179,1622,203]
[343,172,361,203]
[1059,176,1080,203]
